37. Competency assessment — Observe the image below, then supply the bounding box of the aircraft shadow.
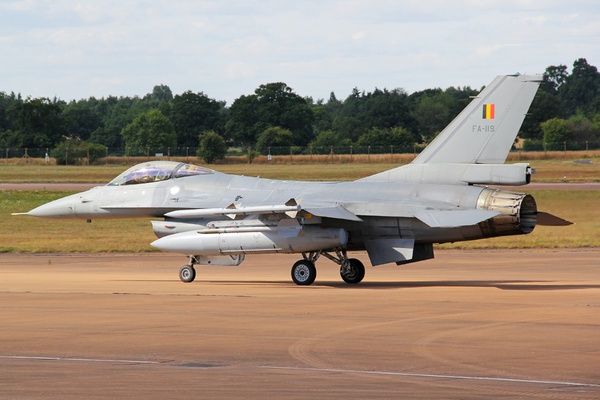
[315,280,600,291]
[197,280,600,291]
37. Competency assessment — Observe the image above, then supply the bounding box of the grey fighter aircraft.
[19,74,571,285]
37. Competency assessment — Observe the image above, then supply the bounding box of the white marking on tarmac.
[259,366,600,388]
[0,355,160,364]
[3,355,598,389]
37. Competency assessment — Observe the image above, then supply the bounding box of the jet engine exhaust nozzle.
[476,188,537,236]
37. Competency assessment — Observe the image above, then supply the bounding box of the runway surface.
[1,250,599,399]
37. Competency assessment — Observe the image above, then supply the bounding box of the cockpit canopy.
[107,161,213,186]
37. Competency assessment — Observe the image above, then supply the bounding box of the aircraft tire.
[179,265,196,283]
[340,258,365,284]
[291,260,317,285]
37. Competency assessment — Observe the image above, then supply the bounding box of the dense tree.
[197,130,227,164]
[2,58,600,153]
[559,58,600,115]
[225,94,261,146]
[311,104,335,134]
[331,115,364,143]
[590,115,600,143]
[309,130,352,151]
[568,113,600,145]
[149,84,173,103]
[171,91,225,147]
[227,83,314,147]
[255,126,294,151]
[444,86,479,117]
[0,91,19,133]
[51,139,107,165]
[63,100,103,141]
[331,87,415,142]
[540,118,571,150]
[520,89,563,139]
[355,127,414,152]
[543,65,569,94]
[7,97,66,148]
[411,90,453,142]
[121,109,176,152]
[0,92,20,147]
[89,97,131,148]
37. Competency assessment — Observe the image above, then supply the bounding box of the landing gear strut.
[290,249,365,285]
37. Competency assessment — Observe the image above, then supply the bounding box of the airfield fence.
[3,141,600,165]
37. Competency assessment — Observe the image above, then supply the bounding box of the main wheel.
[179,265,196,283]
[291,260,317,285]
[340,258,365,284]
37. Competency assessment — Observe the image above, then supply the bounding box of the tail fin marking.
[411,74,542,165]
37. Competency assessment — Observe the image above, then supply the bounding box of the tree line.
[1,58,599,163]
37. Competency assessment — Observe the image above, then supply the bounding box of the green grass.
[1,191,156,253]
[527,159,600,182]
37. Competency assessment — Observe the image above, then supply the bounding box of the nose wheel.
[179,264,196,283]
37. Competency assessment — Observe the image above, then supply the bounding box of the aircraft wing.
[163,197,499,228]
[412,209,500,228]
[344,202,500,227]
[164,203,301,219]
[162,200,364,222]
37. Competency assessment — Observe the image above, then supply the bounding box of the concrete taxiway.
[0,250,599,399]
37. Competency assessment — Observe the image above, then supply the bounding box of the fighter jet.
[20,74,571,285]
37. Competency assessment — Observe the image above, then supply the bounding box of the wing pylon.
[165,198,301,219]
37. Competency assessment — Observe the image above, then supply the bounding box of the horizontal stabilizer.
[537,212,573,226]
[414,209,499,228]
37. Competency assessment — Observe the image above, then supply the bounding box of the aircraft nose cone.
[27,196,77,218]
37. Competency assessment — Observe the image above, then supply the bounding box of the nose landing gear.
[179,255,200,283]
[179,264,196,282]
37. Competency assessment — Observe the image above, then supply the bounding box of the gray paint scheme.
[20,74,571,285]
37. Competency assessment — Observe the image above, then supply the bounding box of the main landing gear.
[291,249,365,286]
[179,252,365,285]
[291,259,317,285]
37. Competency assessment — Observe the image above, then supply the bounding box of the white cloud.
[1,0,36,12]
[0,0,599,102]
[224,61,259,81]
[474,43,525,57]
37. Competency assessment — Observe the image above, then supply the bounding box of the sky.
[1,0,599,105]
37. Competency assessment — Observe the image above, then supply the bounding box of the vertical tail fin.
[412,74,542,165]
